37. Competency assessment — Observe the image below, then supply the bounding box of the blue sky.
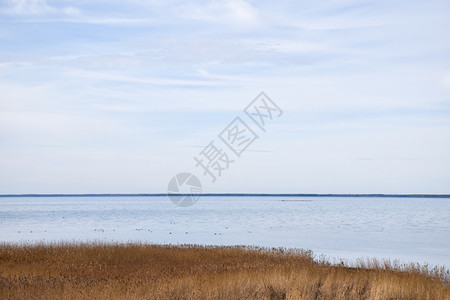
[0,0,449,194]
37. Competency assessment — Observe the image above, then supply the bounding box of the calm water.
[0,196,449,267]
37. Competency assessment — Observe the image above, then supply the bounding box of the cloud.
[2,0,52,14]
[1,0,449,193]
[180,0,260,26]
[14,17,154,25]
[443,73,450,89]
[1,0,79,15]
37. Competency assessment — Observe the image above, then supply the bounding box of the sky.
[0,0,449,194]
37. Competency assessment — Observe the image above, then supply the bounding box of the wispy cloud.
[443,73,450,89]
[5,17,156,25]
[1,0,449,193]
[179,0,260,27]
[66,69,231,88]
[1,0,79,15]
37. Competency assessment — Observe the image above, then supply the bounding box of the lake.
[1,196,449,267]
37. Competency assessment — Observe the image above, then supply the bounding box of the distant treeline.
[1,193,449,198]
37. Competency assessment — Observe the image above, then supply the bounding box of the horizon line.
[1,193,450,198]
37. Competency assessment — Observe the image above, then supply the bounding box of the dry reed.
[0,242,448,299]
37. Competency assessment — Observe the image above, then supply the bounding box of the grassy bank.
[0,243,448,299]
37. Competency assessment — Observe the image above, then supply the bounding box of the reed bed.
[0,242,448,299]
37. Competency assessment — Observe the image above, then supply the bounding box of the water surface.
[1,196,449,267]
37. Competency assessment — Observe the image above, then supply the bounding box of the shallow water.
[1,196,449,267]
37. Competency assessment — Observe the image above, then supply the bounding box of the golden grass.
[0,243,448,299]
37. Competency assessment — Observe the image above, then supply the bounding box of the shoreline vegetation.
[0,243,448,299]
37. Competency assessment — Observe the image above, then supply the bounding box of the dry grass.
[0,243,448,299]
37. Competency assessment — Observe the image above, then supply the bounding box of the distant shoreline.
[1,193,450,198]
